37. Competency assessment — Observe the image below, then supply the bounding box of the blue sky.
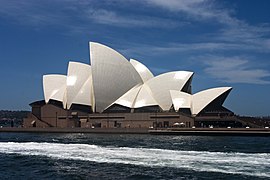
[0,0,270,116]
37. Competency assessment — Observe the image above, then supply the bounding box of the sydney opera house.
[24,42,236,129]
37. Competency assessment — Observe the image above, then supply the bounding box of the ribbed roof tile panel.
[192,87,232,116]
[66,62,93,109]
[134,84,159,108]
[170,90,191,111]
[146,71,194,111]
[130,59,154,83]
[71,77,93,109]
[90,42,143,112]
[113,84,142,108]
[43,74,67,107]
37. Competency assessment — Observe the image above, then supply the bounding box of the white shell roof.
[90,42,143,112]
[170,90,191,112]
[113,84,142,108]
[66,61,93,110]
[146,71,194,111]
[41,42,232,114]
[192,87,232,116]
[43,74,67,107]
[130,59,154,83]
[133,84,159,108]
[112,83,159,109]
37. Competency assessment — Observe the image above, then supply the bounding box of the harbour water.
[0,133,269,179]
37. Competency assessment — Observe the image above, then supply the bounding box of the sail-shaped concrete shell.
[113,84,142,108]
[66,62,93,110]
[170,90,191,112]
[146,71,194,111]
[192,87,232,116]
[40,42,233,115]
[112,83,159,109]
[134,84,159,108]
[90,42,143,112]
[43,74,67,107]
[130,59,154,83]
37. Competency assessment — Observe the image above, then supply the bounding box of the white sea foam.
[0,142,269,177]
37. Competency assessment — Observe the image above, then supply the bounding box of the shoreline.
[149,128,270,136]
[1,127,270,136]
[0,127,149,134]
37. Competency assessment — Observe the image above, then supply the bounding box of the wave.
[0,142,269,178]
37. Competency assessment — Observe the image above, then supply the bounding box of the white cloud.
[120,41,263,57]
[142,0,270,53]
[1,0,270,70]
[0,0,269,46]
[86,9,178,28]
[202,57,270,84]
[0,1,72,27]
[0,0,179,29]
[143,0,236,24]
